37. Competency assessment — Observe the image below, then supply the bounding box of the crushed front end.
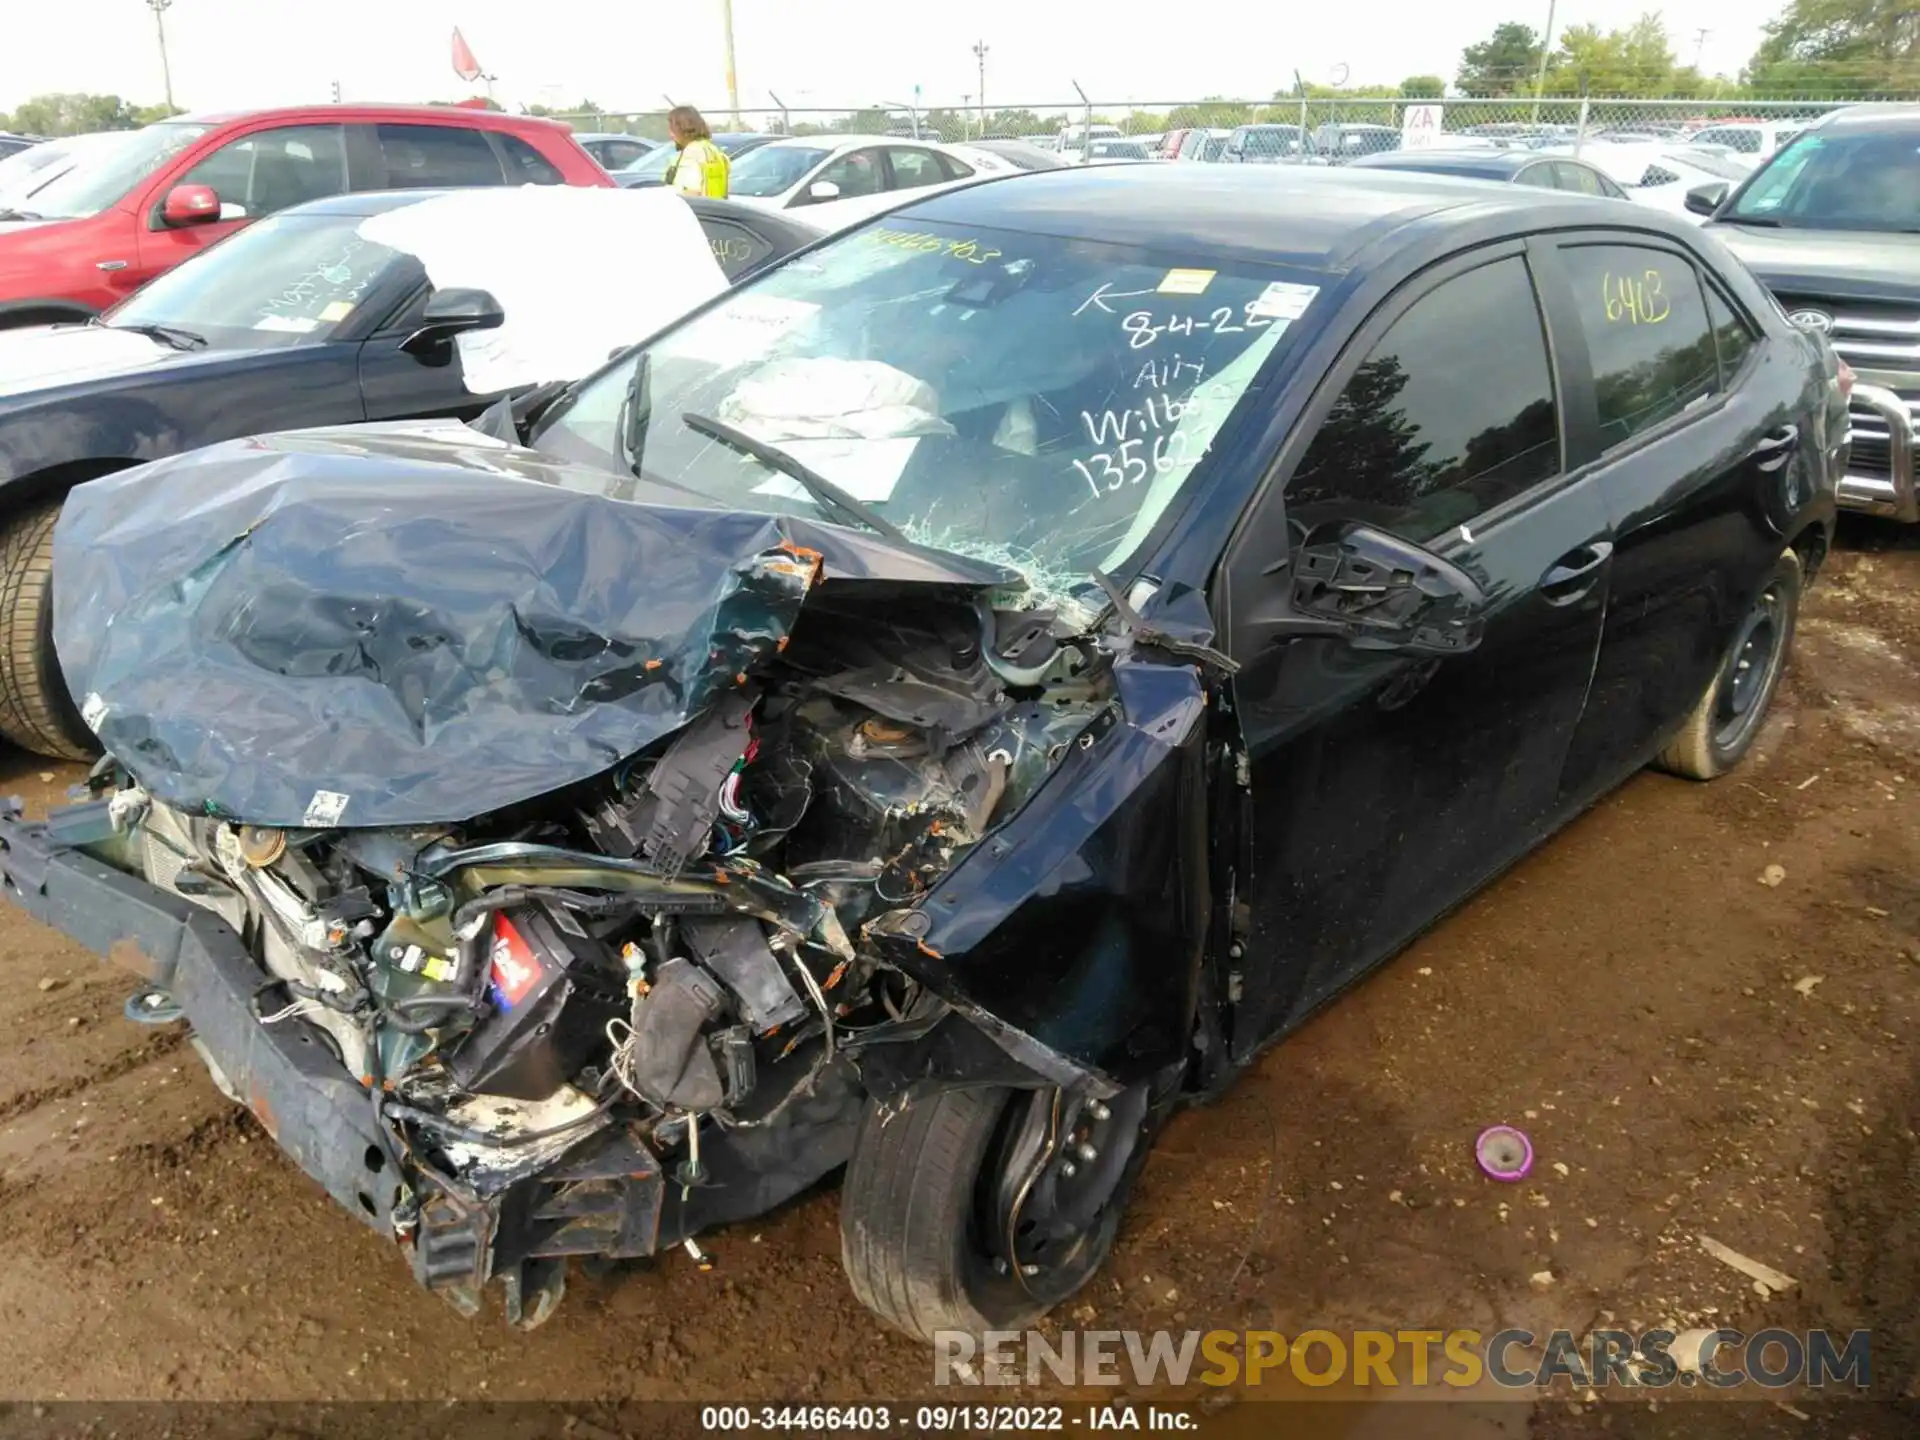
[2,436,1153,1326]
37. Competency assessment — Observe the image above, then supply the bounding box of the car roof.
[758,134,944,153]
[268,188,816,229]
[892,164,1647,271]
[1350,149,1551,178]
[172,104,571,133]
[1808,103,1920,134]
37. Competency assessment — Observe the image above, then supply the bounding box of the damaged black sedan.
[0,165,1845,1337]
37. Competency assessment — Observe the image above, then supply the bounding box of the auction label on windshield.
[1157,268,1215,295]
[1247,281,1319,322]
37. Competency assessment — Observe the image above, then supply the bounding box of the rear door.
[1537,233,1802,806]
[1223,244,1615,1050]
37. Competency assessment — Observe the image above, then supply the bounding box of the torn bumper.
[0,798,677,1300]
[0,797,410,1229]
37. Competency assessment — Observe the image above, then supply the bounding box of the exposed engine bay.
[92,581,1114,1325]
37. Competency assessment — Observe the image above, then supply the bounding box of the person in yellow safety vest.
[664,106,729,198]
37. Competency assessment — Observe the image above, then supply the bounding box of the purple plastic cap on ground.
[1475,1124,1535,1181]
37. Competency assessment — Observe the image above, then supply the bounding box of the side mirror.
[401,287,505,356]
[1285,522,1487,656]
[1685,181,1729,216]
[805,179,841,202]
[160,184,221,227]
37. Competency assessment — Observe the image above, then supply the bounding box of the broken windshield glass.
[531,217,1320,575]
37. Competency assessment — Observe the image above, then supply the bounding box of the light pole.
[1530,0,1558,123]
[146,0,175,111]
[973,41,988,136]
[719,0,741,127]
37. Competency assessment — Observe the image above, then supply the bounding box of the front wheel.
[1655,551,1802,781]
[839,1082,1153,1340]
[0,499,96,760]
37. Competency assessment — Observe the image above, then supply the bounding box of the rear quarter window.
[499,134,565,185]
[375,124,506,188]
[699,218,774,279]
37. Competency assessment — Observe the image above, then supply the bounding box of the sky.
[2,0,1775,119]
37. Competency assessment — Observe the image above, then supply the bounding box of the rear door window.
[1514,163,1557,188]
[1555,242,1721,450]
[375,124,505,188]
[1286,254,1562,542]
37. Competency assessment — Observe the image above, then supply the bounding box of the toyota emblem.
[1788,309,1834,334]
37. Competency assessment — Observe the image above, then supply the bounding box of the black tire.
[840,1084,1146,1341]
[1655,551,1802,782]
[0,499,96,760]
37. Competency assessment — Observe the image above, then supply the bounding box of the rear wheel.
[840,1082,1153,1340]
[0,499,97,760]
[1655,551,1801,781]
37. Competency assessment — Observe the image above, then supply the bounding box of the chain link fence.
[556,95,1907,159]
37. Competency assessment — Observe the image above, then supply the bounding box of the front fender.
[870,658,1213,1091]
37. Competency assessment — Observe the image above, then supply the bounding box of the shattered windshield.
[532,217,1314,576]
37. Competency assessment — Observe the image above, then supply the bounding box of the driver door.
[1220,243,1615,1054]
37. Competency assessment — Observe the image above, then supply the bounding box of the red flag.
[451,27,483,83]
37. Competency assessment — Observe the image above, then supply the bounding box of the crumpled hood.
[51,421,1017,830]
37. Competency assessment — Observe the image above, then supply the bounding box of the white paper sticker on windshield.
[1248,282,1319,322]
[302,789,350,828]
[254,314,320,334]
[318,300,355,323]
[748,437,919,504]
[1158,268,1215,295]
[675,295,821,367]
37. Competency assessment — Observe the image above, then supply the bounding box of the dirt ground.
[0,520,1913,1432]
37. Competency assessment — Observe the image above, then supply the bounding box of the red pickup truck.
[0,105,610,328]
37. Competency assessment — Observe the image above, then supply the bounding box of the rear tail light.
[1836,357,1855,402]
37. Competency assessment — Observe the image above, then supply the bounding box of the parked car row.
[0,104,609,327]
[0,96,1904,1352]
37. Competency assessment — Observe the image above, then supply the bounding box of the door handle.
[1749,424,1799,473]
[1540,541,1613,603]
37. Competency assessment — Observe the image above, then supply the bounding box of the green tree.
[831,107,892,135]
[1456,22,1544,96]
[1547,14,1683,95]
[1400,75,1447,98]
[1166,98,1255,129]
[1746,0,1919,95]
[982,107,1046,137]
[6,92,144,135]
